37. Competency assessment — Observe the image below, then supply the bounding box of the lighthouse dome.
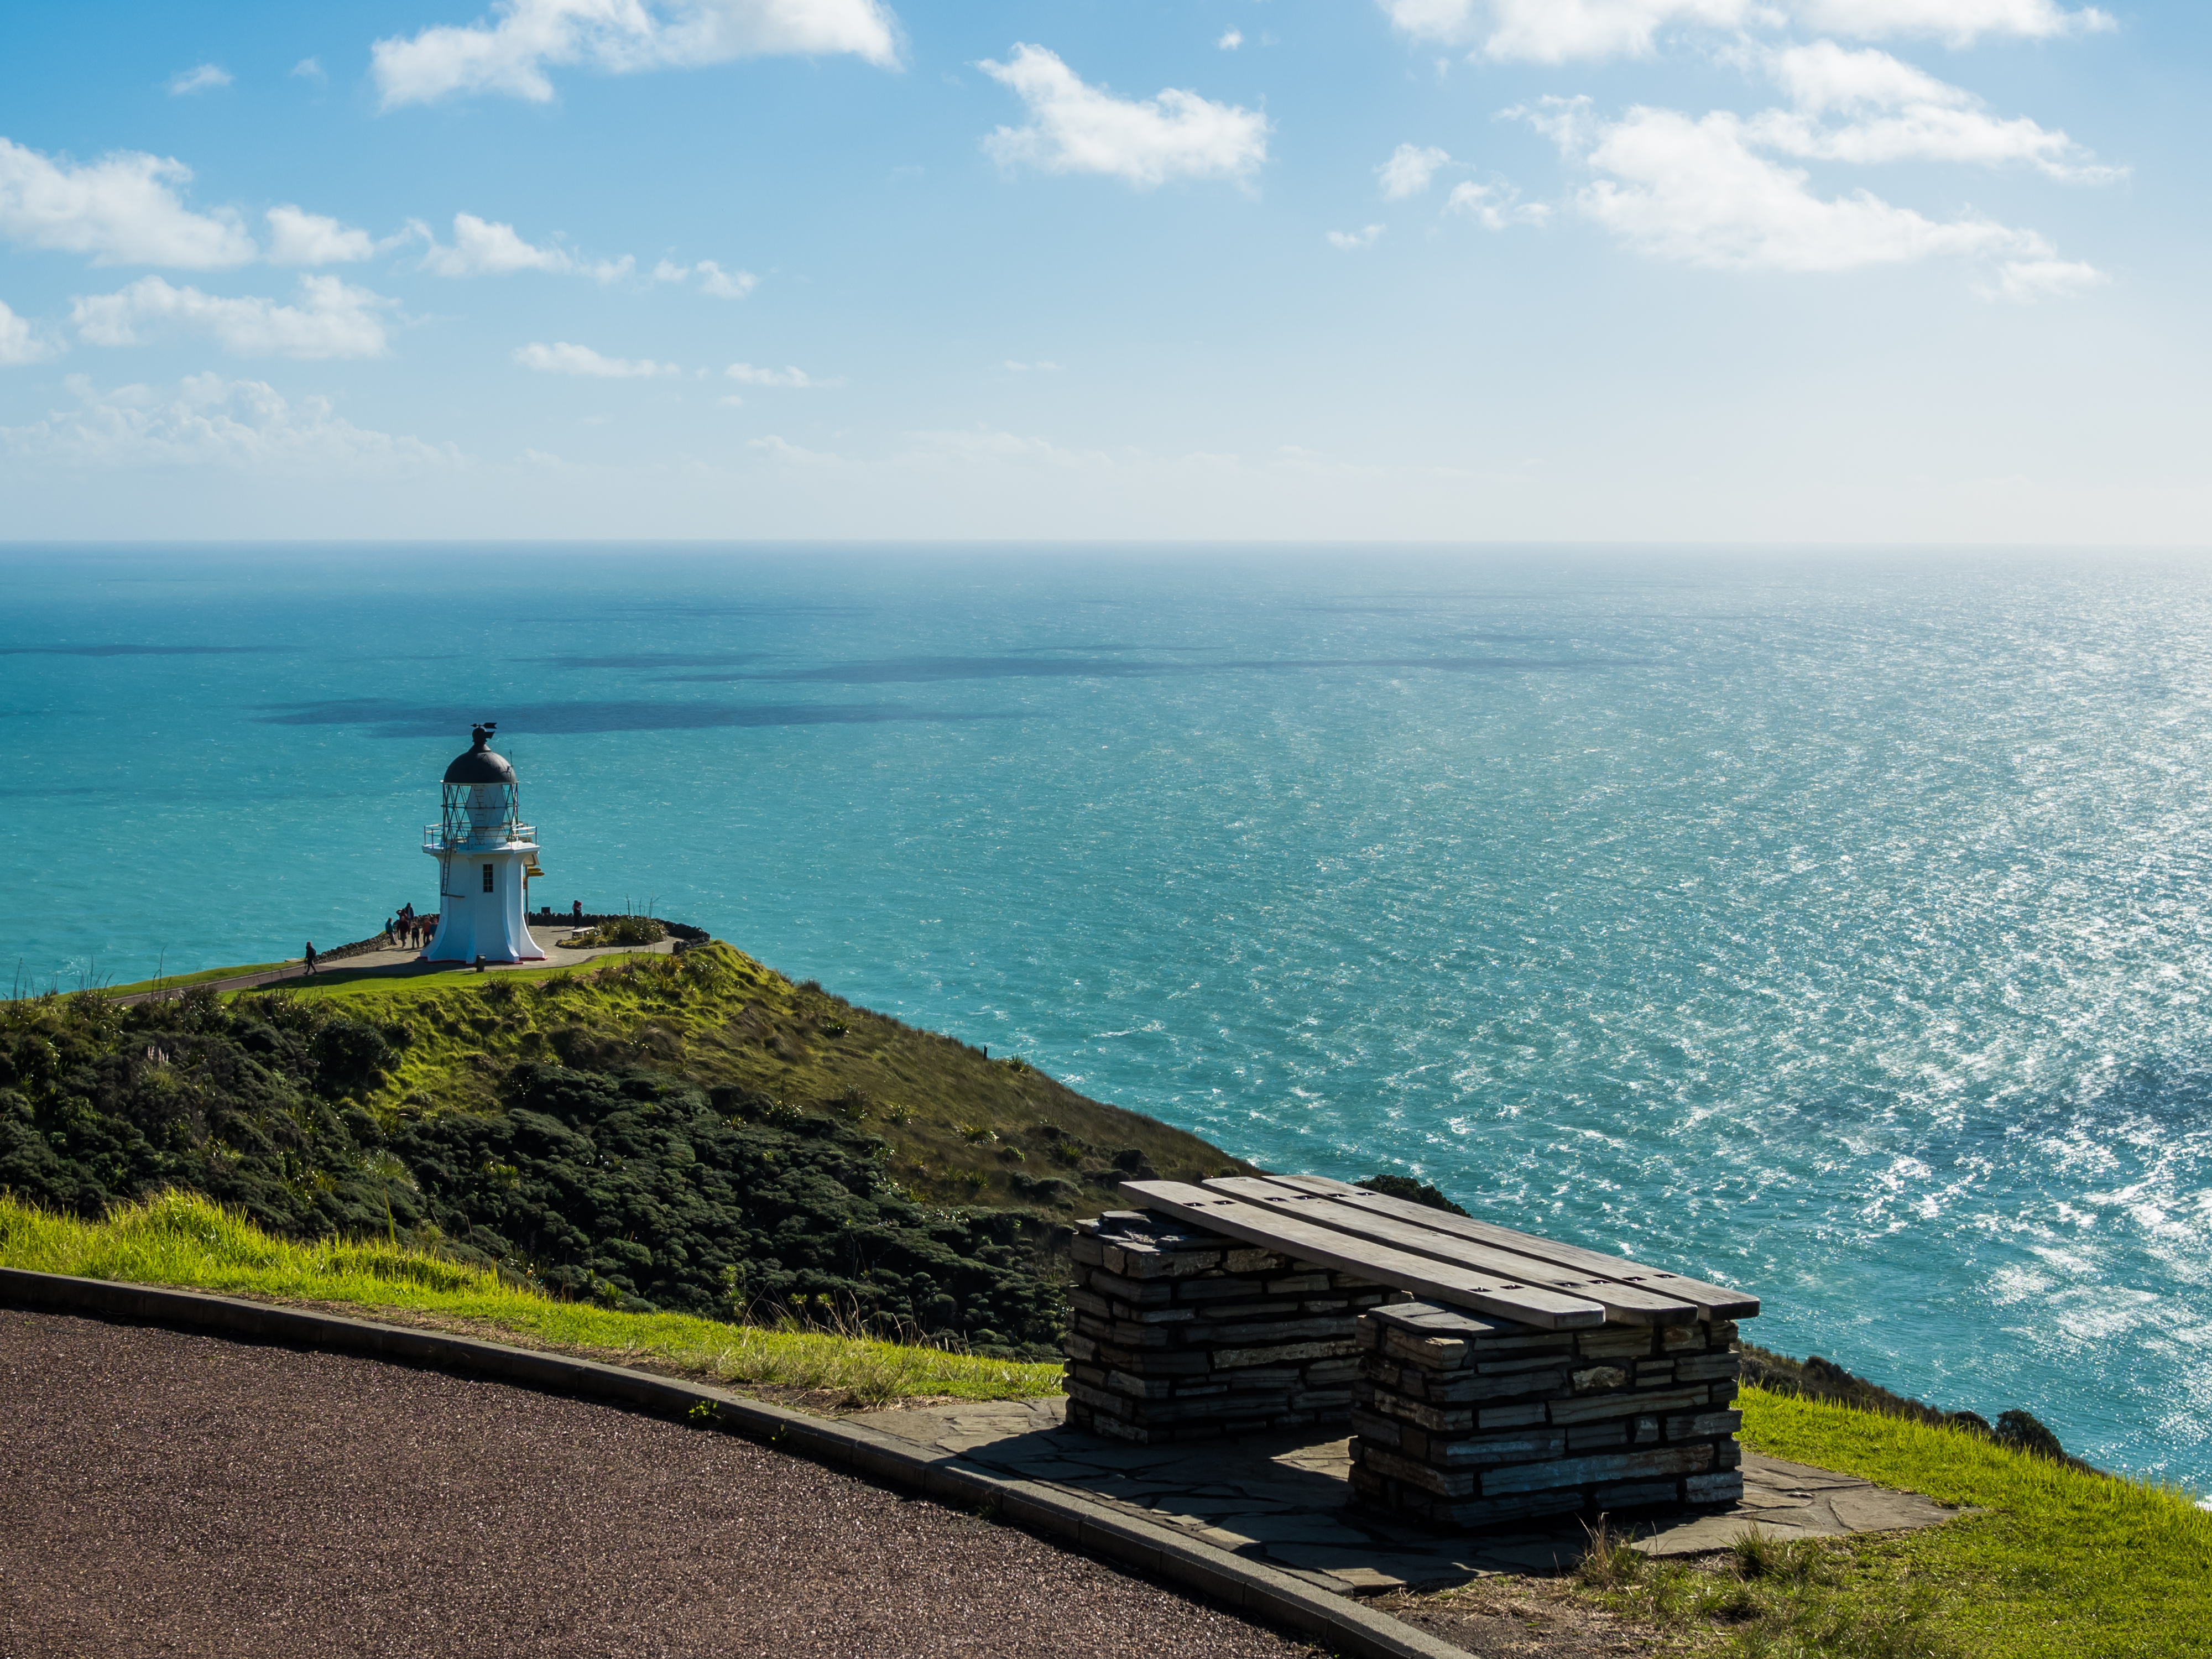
[444,723,517,785]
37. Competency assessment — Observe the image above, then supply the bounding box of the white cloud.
[1377,0,1751,60]
[416,212,633,280]
[697,261,757,298]
[70,275,394,358]
[748,433,841,463]
[1327,224,1385,250]
[371,0,901,108]
[1792,0,2113,44]
[1374,0,2110,59]
[717,393,745,406]
[1444,179,1549,228]
[1983,257,2107,302]
[1218,28,1244,49]
[1004,359,1062,372]
[1528,98,2091,283]
[168,64,233,96]
[1,373,459,471]
[726,361,832,387]
[514,341,681,377]
[654,257,759,296]
[1379,143,1451,199]
[293,57,327,82]
[0,138,256,269]
[978,44,1269,187]
[0,298,59,365]
[1751,44,2122,181]
[265,205,379,265]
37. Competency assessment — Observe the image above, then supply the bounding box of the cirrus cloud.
[69,275,396,357]
[371,0,901,109]
[0,373,460,472]
[978,44,1269,187]
[1376,0,2111,60]
[168,64,234,96]
[515,341,681,377]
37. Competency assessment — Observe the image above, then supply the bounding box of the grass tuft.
[0,1190,1065,1408]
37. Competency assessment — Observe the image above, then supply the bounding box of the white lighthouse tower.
[422,723,546,964]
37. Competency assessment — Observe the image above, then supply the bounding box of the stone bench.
[1065,1175,1760,1530]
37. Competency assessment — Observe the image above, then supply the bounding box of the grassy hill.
[0,940,1253,1358]
[281,941,1249,1208]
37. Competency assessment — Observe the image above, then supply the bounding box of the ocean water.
[4,544,2209,1488]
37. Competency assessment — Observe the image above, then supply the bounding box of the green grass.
[96,960,294,996]
[0,1190,1066,1408]
[1738,1385,2212,1658]
[1562,1387,2212,1657]
[215,940,1248,1210]
[1533,1387,2211,1658]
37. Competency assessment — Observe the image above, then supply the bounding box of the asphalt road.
[0,1310,1318,1659]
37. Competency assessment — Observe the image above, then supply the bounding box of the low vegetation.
[1540,1385,2212,1659]
[560,916,666,949]
[259,940,1246,1209]
[0,942,1254,1354]
[0,1189,1064,1406]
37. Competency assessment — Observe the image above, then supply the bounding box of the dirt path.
[0,1310,1319,1659]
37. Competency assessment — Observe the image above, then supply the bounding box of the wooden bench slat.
[1202,1176,1699,1327]
[1271,1175,1761,1321]
[1116,1180,1607,1331]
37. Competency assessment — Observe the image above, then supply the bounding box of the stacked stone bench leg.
[1062,1211,1400,1443]
[1347,1300,1744,1528]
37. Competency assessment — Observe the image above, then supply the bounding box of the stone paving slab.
[849,1397,1969,1595]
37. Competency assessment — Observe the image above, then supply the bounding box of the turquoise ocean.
[4,545,2208,1488]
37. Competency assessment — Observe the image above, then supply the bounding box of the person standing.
[304,942,319,975]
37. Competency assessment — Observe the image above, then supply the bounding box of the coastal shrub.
[0,990,1071,1361]
[386,1062,1068,1357]
[565,916,666,949]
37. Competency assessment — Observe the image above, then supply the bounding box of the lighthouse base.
[425,844,546,964]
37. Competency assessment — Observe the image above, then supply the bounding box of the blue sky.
[0,0,2202,541]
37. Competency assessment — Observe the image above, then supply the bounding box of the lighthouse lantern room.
[423,723,546,964]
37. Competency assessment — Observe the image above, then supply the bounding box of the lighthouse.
[422,723,546,964]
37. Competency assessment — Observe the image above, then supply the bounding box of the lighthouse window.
[482,863,495,893]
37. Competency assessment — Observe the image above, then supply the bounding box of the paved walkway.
[117,933,678,1004]
[1,1311,1318,1659]
[849,1397,1966,1599]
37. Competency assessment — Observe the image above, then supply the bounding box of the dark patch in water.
[663,654,1629,686]
[1001,644,1220,655]
[258,699,1003,738]
[540,653,773,670]
[0,645,284,657]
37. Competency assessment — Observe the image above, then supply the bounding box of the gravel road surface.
[0,1310,1319,1659]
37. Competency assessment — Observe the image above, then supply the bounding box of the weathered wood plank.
[1203,1177,1698,1327]
[1116,1180,1607,1331]
[1272,1175,1761,1320]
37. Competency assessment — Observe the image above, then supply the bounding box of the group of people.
[385,904,429,951]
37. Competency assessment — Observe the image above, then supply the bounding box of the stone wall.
[1063,1210,1398,1443]
[1347,1300,1744,1528]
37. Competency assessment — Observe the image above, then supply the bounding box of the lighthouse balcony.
[422,823,538,853]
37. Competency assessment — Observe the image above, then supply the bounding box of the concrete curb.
[0,1269,1466,1659]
